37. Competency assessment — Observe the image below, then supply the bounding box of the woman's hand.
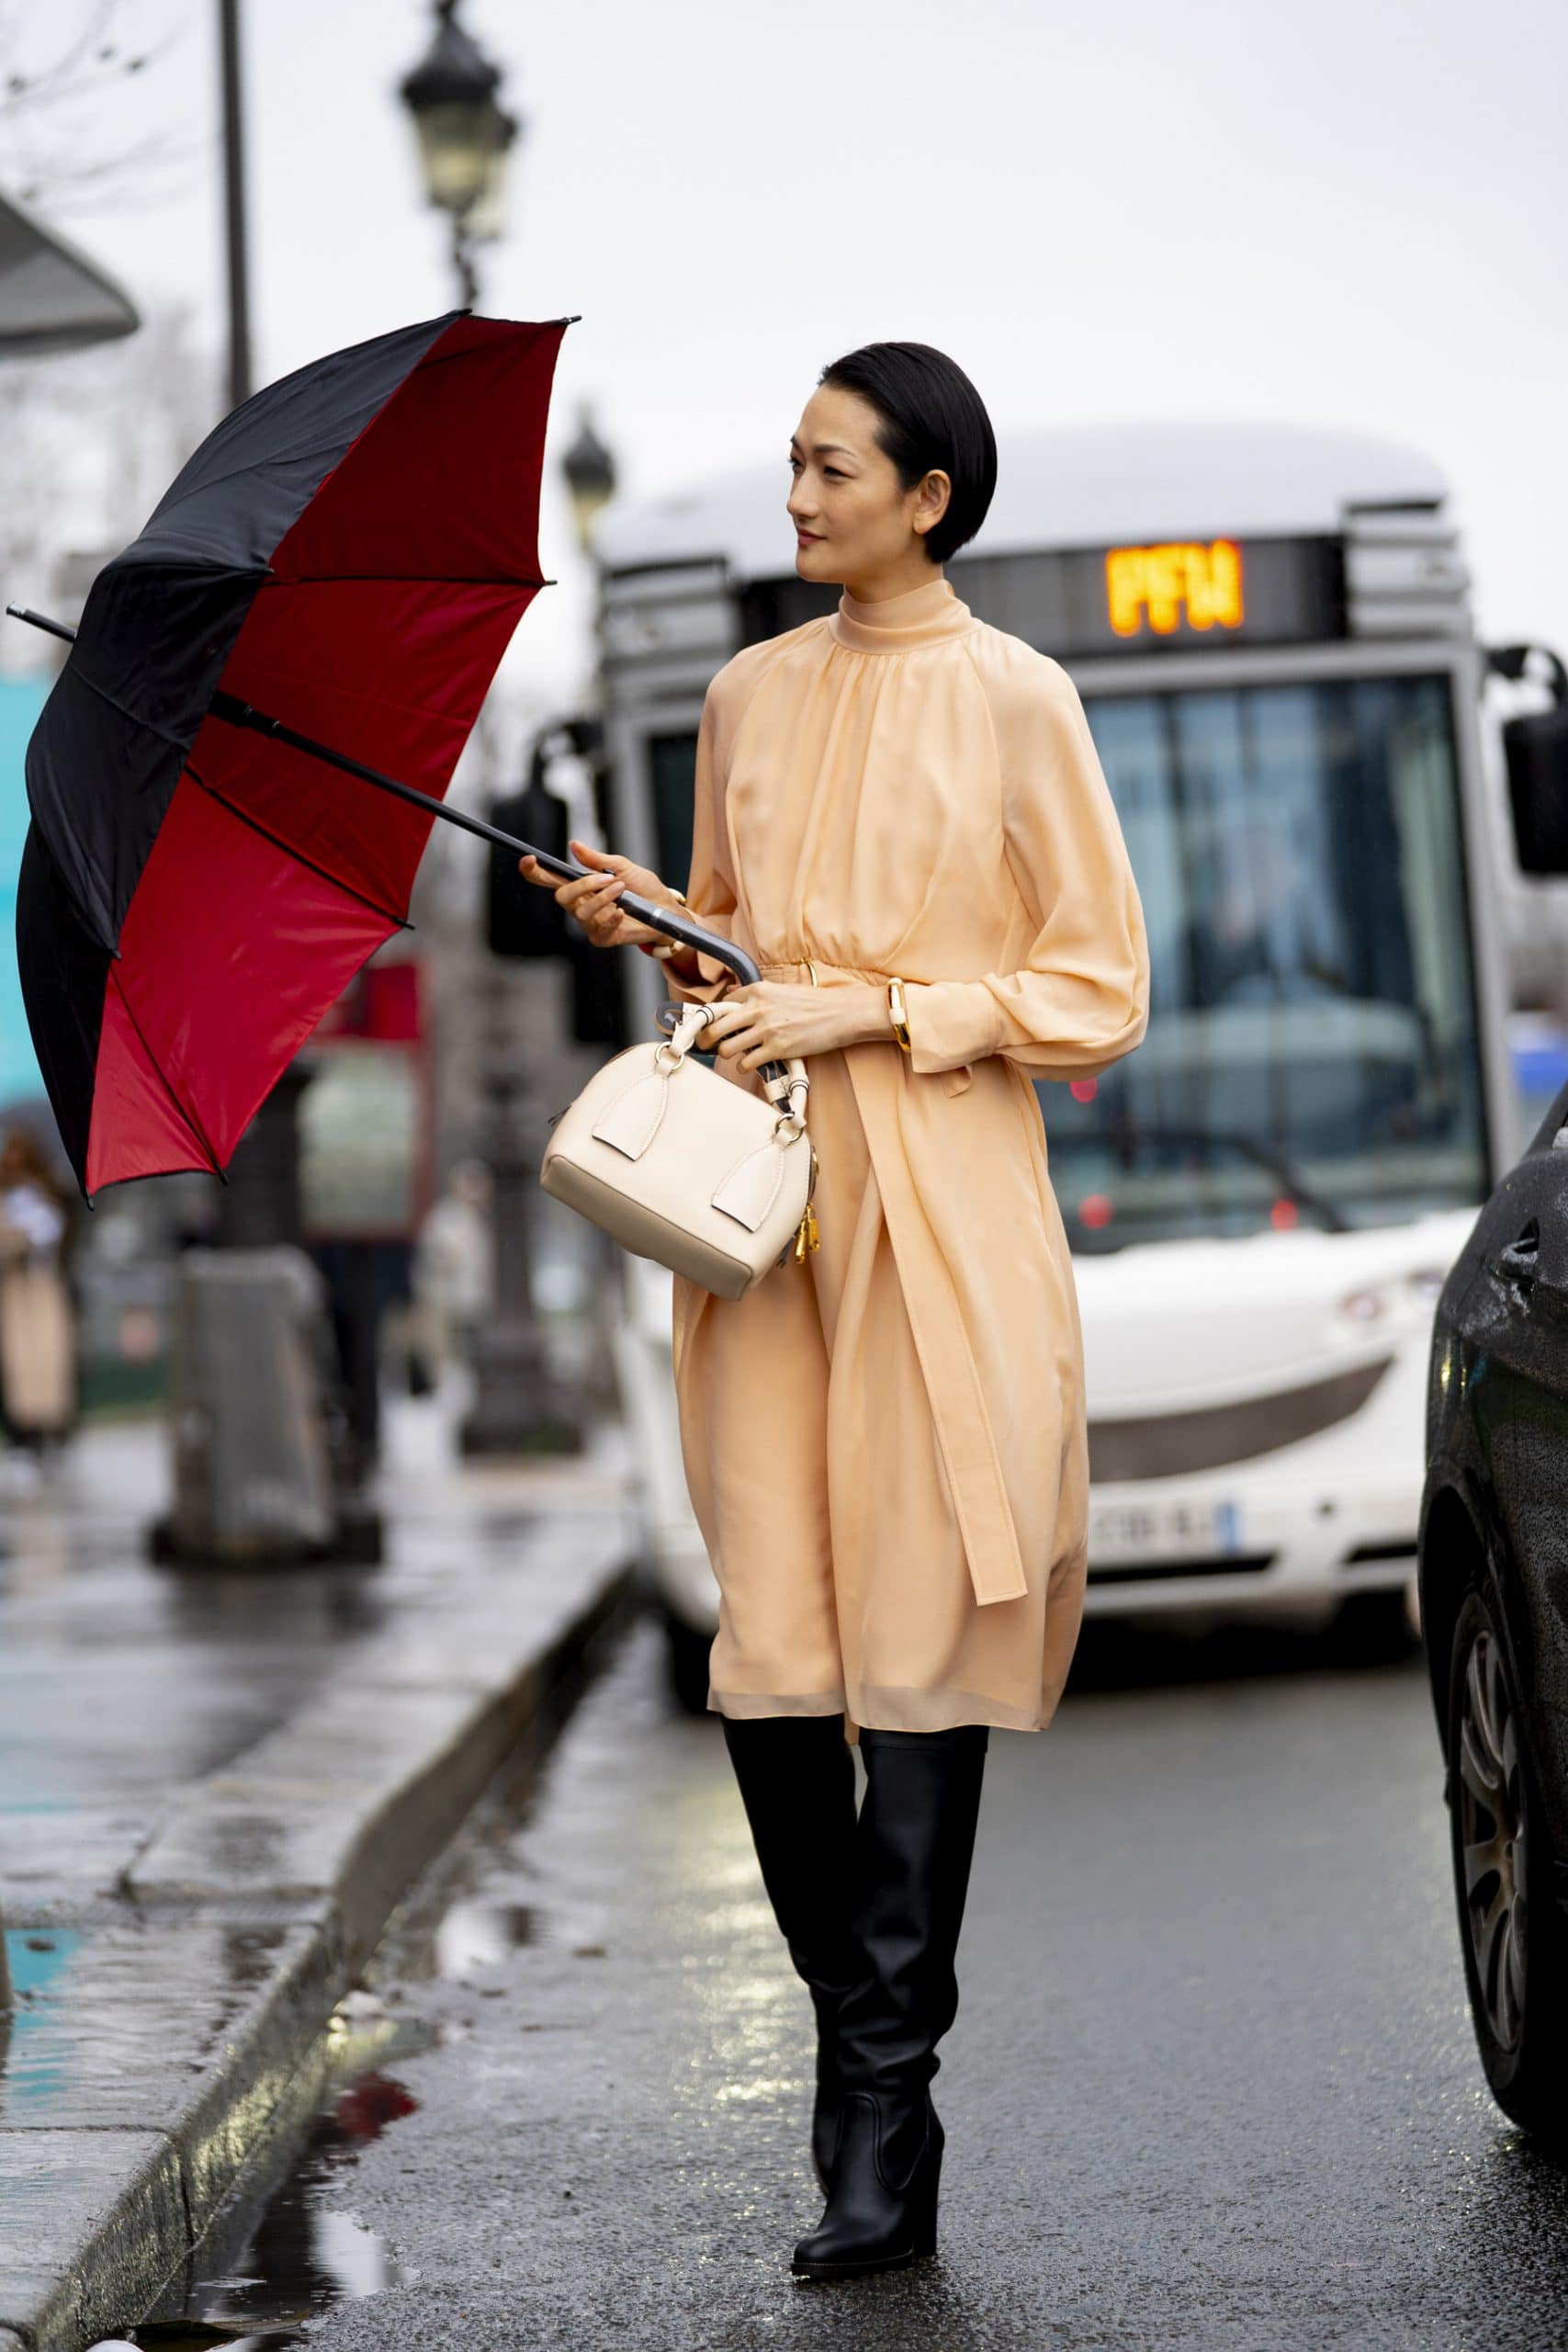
[702,980,891,1072]
[517,835,681,951]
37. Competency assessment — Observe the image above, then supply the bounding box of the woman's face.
[787,384,950,589]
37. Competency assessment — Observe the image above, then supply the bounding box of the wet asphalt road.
[284,1606,1568,2352]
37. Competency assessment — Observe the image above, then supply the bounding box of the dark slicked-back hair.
[816,341,997,567]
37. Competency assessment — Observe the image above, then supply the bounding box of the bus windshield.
[1043,672,1489,1255]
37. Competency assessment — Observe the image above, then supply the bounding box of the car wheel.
[1446,1582,1568,2144]
[1327,1582,1419,1663]
[663,1607,714,1717]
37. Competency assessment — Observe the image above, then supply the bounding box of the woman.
[521,342,1149,2280]
[0,1126,77,1474]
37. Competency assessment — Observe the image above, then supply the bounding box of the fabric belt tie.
[759,956,887,987]
[752,958,1030,1609]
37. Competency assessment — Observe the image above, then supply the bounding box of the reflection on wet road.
[130,2032,428,2351]
[137,1605,1562,2352]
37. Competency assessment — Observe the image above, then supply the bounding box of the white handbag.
[539,1000,819,1299]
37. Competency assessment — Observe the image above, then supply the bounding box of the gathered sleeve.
[664,676,742,1008]
[901,656,1150,1080]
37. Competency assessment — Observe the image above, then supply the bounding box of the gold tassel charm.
[793,1198,819,1261]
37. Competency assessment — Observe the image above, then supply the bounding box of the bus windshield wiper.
[1050,1122,1352,1232]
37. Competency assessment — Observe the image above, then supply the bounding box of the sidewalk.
[0,1385,640,2352]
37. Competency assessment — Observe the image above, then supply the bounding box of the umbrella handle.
[220,686,766,982]
[5,600,784,1077]
[5,605,74,646]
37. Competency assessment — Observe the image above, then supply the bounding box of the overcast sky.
[6,0,1568,724]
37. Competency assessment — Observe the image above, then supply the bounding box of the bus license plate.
[1088,1498,1243,1564]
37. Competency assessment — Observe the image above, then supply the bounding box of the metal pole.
[218,0,253,409]
[446,232,579,1456]
[453,221,479,311]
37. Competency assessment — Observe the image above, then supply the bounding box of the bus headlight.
[1337,1268,1448,1323]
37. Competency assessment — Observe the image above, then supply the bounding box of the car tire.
[1326,1583,1419,1664]
[663,1607,714,1717]
[1446,1580,1568,2145]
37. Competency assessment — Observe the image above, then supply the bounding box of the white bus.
[587,422,1563,1701]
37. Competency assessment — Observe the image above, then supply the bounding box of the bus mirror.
[1506,706,1568,876]
[1496,644,1568,876]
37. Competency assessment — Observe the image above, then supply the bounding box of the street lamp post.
[399,5,580,1459]
[562,404,617,552]
[217,0,253,408]
[210,1,316,1263]
[399,0,520,311]
[557,405,626,1423]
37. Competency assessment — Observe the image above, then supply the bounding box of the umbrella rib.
[68,660,206,759]
[185,761,413,930]
[260,574,550,588]
[105,966,226,1180]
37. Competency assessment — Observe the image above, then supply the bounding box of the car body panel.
[1420,1076,1568,1865]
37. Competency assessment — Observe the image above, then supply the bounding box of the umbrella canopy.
[17,308,570,1200]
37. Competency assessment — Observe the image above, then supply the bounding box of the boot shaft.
[719,1712,862,1994]
[833,1724,989,2100]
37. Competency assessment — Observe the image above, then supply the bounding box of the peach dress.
[666,571,1149,1738]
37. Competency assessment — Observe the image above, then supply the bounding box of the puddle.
[123,1882,540,2343]
[4,1928,85,1996]
[129,2328,309,2349]
[130,2007,433,2347]
[117,1611,629,2346]
[429,1895,536,1977]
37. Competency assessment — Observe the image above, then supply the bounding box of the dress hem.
[706,1684,1049,1735]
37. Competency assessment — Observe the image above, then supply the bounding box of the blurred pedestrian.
[412,1159,494,1385]
[520,343,1149,2278]
[0,1127,77,1477]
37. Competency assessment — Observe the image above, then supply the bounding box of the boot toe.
[792,2214,935,2278]
[789,2092,940,2278]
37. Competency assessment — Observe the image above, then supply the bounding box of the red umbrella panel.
[17,309,571,1200]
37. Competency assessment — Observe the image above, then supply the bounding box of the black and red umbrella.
[9,307,759,1202]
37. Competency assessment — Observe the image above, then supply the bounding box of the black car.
[1419,1070,1568,2144]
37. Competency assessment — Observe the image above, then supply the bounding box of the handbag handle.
[660,1001,810,1138]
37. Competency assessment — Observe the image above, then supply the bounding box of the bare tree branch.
[0,302,219,666]
[0,0,195,216]
[8,127,206,211]
[0,0,169,122]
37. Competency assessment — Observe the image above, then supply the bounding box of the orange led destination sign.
[1105,538,1245,639]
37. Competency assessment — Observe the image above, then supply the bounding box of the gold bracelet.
[886,975,912,1052]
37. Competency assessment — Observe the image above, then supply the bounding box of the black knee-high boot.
[791,1723,989,2281]
[719,1713,863,2191]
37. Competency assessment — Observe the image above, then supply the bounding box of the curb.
[0,1506,637,2352]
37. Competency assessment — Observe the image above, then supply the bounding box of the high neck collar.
[829,572,976,654]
